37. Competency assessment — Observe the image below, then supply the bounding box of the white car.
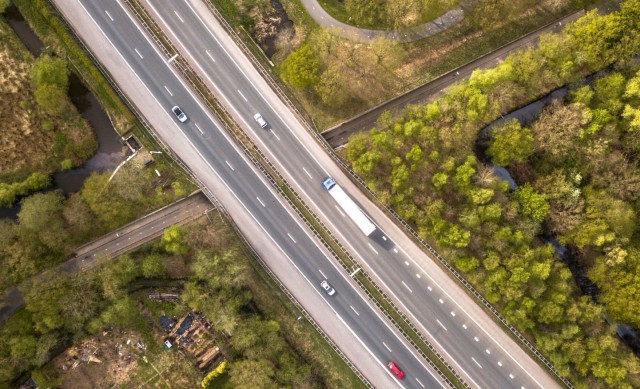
[320,280,335,296]
[254,113,268,128]
[172,105,187,123]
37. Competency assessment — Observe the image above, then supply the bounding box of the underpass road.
[54,0,447,386]
[141,0,564,388]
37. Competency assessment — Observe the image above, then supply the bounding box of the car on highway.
[387,361,404,379]
[172,105,187,122]
[320,280,335,296]
[254,113,268,128]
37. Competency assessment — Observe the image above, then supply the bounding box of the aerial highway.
[137,1,564,388]
[55,0,447,387]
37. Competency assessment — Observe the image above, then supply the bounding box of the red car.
[387,361,405,379]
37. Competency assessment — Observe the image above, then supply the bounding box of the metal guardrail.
[128,0,464,385]
[202,2,574,388]
[45,0,373,386]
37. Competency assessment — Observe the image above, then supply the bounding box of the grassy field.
[318,0,459,30]
[0,18,95,182]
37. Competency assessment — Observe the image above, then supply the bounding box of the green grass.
[316,0,458,30]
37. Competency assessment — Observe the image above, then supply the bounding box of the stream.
[1,4,125,219]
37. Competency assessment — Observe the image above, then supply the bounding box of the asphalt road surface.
[135,1,563,388]
[322,10,585,148]
[54,0,448,386]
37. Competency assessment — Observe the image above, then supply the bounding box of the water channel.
[1,4,125,219]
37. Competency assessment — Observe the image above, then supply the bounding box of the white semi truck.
[322,177,376,236]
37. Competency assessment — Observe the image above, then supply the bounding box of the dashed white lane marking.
[450,311,455,317]
[486,349,491,354]
[402,281,412,293]
[382,235,387,241]
[404,260,409,266]
[498,361,503,367]
[271,129,280,141]
[256,197,265,207]
[382,342,392,352]
[416,273,421,279]
[350,305,360,316]
[164,85,173,96]
[436,319,447,331]
[438,298,444,304]
[334,205,345,217]
[134,48,143,59]
[225,160,234,171]
[194,123,204,135]
[462,324,467,329]
[416,378,425,388]
[105,10,114,21]
[318,270,327,279]
[472,357,482,368]
[173,10,184,23]
[367,243,378,255]
[287,233,296,243]
[474,337,479,342]
[509,374,515,379]
[205,49,216,62]
[427,286,432,291]
[237,89,248,102]
[302,167,313,179]
[393,248,398,253]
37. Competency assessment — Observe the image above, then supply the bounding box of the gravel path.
[299,0,466,42]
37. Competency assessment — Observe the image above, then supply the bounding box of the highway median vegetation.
[345,2,640,387]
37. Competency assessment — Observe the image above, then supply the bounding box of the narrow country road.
[322,10,585,148]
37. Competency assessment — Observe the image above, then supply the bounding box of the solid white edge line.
[92,2,400,383]
[165,2,537,387]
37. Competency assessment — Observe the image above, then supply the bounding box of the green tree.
[315,66,349,107]
[141,253,165,278]
[280,45,319,89]
[34,84,68,116]
[18,191,68,253]
[161,225,188,255]
[30,55,69,91]
[513,184,550,222]
[229,359,275,388]
[487,119,534,166]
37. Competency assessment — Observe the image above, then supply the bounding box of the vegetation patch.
[1,217,360,388]
[0,152,193,295]
[0,19,96,186]
[319,0,459,30]
[345,3,640,387]
[213,0,579,128]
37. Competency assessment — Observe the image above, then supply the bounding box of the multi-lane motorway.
[57,0,445,386]
[57,0,562,387]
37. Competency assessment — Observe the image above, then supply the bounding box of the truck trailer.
[322,177,376,236]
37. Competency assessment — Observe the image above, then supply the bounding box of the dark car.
[387,361,404,379]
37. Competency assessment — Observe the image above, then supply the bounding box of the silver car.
[172,105,187,123]
[254,113,268,128]
[320,280,335,296]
